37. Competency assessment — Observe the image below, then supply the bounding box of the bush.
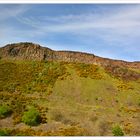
[0,129,9,136]
[112,124,124,136]
[74,63,102,79]
[0,105,12,118]
[22,107,41,126]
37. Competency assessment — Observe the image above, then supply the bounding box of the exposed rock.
[0,42,140,69]
[0,42,52,61]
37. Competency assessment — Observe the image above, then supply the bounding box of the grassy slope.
[0,60,140,136]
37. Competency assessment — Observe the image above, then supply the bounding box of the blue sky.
[0,4,140,61]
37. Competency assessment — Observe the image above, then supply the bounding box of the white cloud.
[0,5,29,42]
[20,6,140,28]
[1,5,140,43]
[0,5,28,21]
[15,5,140,44]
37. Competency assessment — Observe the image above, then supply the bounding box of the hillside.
[0,42,140,136]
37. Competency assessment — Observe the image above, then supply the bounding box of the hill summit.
[0,42,140,69]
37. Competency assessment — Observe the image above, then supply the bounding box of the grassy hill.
[0,59,140,136]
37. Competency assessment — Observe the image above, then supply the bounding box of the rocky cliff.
[0,42,140,69]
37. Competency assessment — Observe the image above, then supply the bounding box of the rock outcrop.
[0,42,140,69]
[0,42,51,61]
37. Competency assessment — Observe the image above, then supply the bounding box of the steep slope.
[0,42,140,136]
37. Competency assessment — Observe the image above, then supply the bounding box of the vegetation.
[73,63,103,79]
[112,125,124,136]
[104,65,140,81]
[0,129,10,136]
[22,107,41,126]
[0,60,140,136]
[0,105,12,118]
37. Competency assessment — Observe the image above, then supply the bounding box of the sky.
[0,4,140,62]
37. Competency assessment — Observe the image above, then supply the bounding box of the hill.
[1,42,140,69]
[0,42,140,136]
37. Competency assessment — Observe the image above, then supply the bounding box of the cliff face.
[0,42,50,61]
[0,42,140,69]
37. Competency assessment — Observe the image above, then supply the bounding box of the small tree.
[0,105,12,118]
[112,124,124,136]
[22,107,41,126]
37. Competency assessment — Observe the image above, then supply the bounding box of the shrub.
[0,105,12,118]
[74,63,102,79]
[104,65,140,81]
[0,129,9,136]
[112,124,124,136]
[22,107,41,126]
